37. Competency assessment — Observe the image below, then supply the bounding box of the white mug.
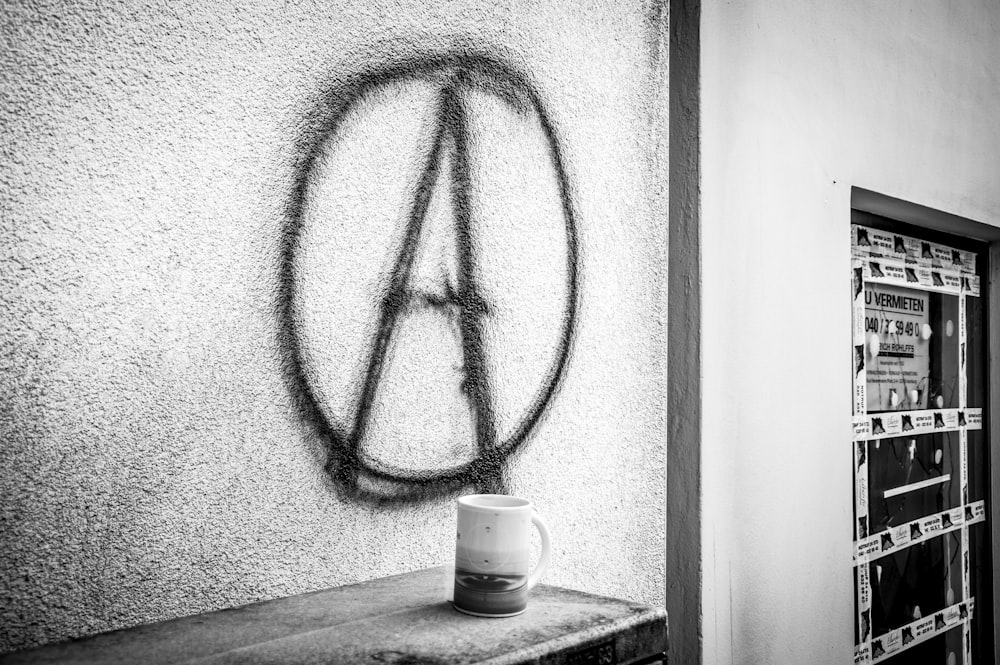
[452,494,551,617]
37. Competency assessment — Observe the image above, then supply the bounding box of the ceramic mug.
[452,494,551,617]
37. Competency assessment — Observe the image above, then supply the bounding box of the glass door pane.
[851,214,990,664]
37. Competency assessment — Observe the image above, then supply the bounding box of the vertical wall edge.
[666,0,702,662]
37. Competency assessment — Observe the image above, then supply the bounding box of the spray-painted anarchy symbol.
[283,54,579,502]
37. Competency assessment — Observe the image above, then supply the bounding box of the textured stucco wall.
[700,2,1000,664]
[0,1,668,652]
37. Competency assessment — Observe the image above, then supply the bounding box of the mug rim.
[458,494,532,511]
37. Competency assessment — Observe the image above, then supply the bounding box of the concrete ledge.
[1,567,667,664]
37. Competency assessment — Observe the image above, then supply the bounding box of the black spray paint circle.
[285,54,579,497]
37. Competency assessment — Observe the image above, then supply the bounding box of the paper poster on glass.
[864,283,959,412]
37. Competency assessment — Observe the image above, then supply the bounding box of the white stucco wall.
[0,1,668,652]
[701,2,1000,663]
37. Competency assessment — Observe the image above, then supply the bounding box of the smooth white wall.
[701,2,1000,663]
[0,2,667,652]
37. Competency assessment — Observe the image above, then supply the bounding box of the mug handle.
[526,509,551,591]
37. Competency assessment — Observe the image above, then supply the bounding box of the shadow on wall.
[280,50,580,505]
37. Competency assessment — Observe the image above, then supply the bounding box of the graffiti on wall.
[281,53,579,503]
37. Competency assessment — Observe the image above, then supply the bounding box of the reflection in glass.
[866,434,958,535]
[869,534,961,636]
[966,294,984,409]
